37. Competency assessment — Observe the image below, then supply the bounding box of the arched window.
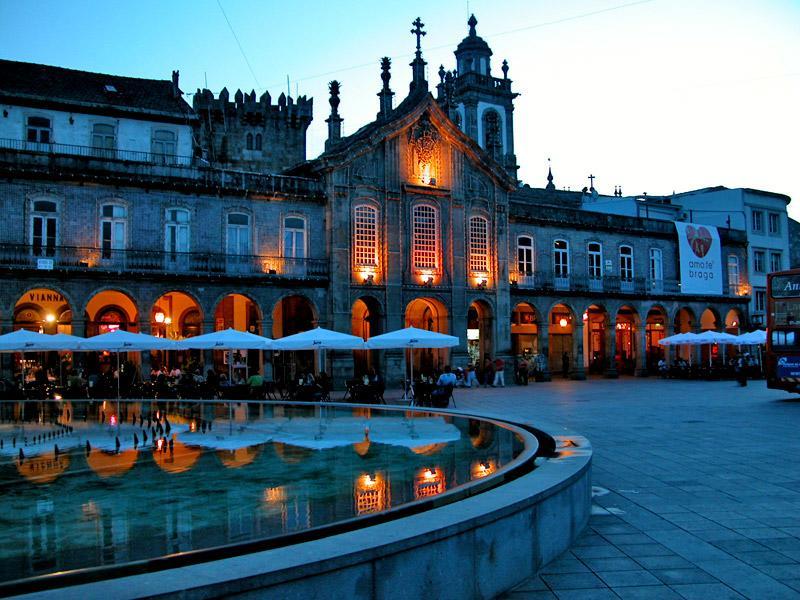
[353,205,378,267]
[31,199,58,256]
[226,212,250,255]
[283,216,306,259]
[255,133,263,151]
[91,123,116,157]
[151,129,176,163]
[553,239,569,278]
[469,216,489,273]
[246,133,253,150]
[412,204,439,270]
[100,203,127,258]
[165,208,190,255]
[517,236,533,275]
[587,242,602,279]
[482,109,502,160]
[619,245,634,281]
[727,254,739,293]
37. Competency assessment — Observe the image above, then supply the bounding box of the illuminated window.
[283,216,306,259]
[588,242,602,279]
[517,236,533,274]
[353,205,378,267]
[553,239,569,277]
[650,248,663,281]
[619,245,633,281]
[412,205,438,270]
[100,204,127,257]
[469,216,489,272]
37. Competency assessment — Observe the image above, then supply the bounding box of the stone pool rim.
[2,401,540,597]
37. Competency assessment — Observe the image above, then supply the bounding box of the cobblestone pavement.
[430,377,800,599]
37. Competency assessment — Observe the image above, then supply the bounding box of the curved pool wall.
[12,404,591,600]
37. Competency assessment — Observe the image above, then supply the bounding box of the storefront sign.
[771,274,800,298]
[777,356,800,378]
[674,222,722,295]
[37,258,54,270]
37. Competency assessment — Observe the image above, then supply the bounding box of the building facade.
[0,17,753,386]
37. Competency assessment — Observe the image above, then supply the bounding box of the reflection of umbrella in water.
[273,442,313,464]
[411,442,447,456]
[17,450,70,484]
[86,448,138,479]
[217,446,260,469]
[152,439,201,474]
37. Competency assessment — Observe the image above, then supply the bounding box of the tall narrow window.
[553,239,569,278]
[226,213,250,255]
[482,109,502,160]
[165,209,190,255]
[619,245,633,281]
[770,252,782,273]
[517,236,533,274]
[246,133,253,150]
[26,116,51,143]
[152,129,176,163]
[650,248,663,281]
[283,216,306,259]
[754,250,765,273]
[727,254,739,291]
[31,200,57,257]
[752,210,763,233]
[91,123,116,157]
[255,133,263,151]
[588,242,602,279]
[100,204,127,258]
[353,205,378,267]
[469,216,489,273]
[412,204,438,270]
[768,212,780,234]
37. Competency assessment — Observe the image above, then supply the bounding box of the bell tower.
[439,15,519,179]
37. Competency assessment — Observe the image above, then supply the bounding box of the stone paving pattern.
[451,378,800,599]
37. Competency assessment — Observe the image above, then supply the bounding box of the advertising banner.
[777,356,800,379]
[674,222,723,295]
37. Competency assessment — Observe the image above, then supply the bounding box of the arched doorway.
[150,291,203,375]
[511,303,538,359]
[615,306,639,375]
[467,300,492,368]
[674,307,695,361]
[405,298,449,376]
[272,295,317,383]
[214,293,261,380]
[84,289,139,380]
[352,297,383,376]
[725,309,742,335]
[700,308,720,365]
[645,306,667,372]
[12,288,73,385]
[548,303,574,376]
[582,304,608,375]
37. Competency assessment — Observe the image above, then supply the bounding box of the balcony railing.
[0,244,328,280]
[510,269,745,298]
[0,138,322,197]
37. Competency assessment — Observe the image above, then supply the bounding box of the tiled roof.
[0,59,193,119]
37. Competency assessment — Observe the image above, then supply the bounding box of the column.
[694,326,703,366]
[0,318,12,379]
[604,323,618,378]
[570,323,586,380]
[260,317,272,380]
[202,320,215,373]
[635,326,648,377]
[537,323,551,382]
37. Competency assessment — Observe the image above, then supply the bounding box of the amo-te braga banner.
[674,221,722,295]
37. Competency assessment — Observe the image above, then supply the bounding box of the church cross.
[588,174,595,189]
[411,17,426,52]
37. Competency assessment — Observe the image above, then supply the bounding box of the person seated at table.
[169,365,182,379]
[368,367,382,385]
[436,365,457,387]
[304,371,316,385]
[247,370,264,398]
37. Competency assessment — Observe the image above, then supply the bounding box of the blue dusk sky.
[1,0,798,217]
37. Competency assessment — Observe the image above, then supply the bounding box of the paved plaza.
[427,377,800,599]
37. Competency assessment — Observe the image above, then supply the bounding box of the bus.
[767,268,800,394]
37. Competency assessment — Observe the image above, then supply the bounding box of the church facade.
[0,17,750,385]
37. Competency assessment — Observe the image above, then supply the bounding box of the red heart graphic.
[686,225,712,258]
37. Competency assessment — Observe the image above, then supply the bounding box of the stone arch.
[511,301,539,358]
[548,302,577,375]
[352,295,384,376]
[644,304,669,371]
[467,298,493,367]
[724,308,744,334]
[405,297,450,376]
[7,284,77,323]
[700,307,721,331]
[84,288,139,335]
[614,304,640,375]
[581,302,610,375]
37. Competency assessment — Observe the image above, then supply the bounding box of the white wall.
[0,103,193,157]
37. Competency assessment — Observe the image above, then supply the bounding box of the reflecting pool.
[0,400,529,587]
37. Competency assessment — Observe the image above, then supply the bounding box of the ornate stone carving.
[407,114,441,184]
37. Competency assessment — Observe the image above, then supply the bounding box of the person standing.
[493,356,505,387]
[482,357,494,388]
[518,357,529,386]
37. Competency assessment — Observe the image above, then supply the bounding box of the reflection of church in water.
[0,15,749,385]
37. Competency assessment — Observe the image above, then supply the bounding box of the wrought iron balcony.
[0,244,328,280]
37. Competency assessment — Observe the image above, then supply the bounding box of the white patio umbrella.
[365,327,460,403]
[683,330,739,367]
[0,329,53,352]
[78,330,175,403]
[271,327,365,351]
[734,330,767,346]
[657,332,697,346]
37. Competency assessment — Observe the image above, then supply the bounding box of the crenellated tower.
[193,87,313,173]
[437,14,519,180]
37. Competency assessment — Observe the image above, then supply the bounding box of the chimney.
[171,70,180,98]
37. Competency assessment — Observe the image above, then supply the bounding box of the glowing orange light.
[156,438,164,451]
[582,312,588,322]
[154,312,165,323]
[420,163,431,185]
[559,317,568,328]
[424,468,436,480]
[109,415,117,427]
[45,313,56,323]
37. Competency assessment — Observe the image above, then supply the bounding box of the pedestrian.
[562,351,570,378]
[483,357,494,388]
[466,363,479,388]
[493,356,505,387]
[736,354,748,387]
[517,356,529,386]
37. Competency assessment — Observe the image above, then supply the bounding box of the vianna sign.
[674,222,722,295]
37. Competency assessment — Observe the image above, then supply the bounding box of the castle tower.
[193,86,313,173]
[445,14,519,180]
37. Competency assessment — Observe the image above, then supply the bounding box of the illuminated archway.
[548,303,575,375]
[645,306,668,371]
[85,289,138,336]
[674,307,695,361]
[12,288,74,381]
[582,304,608,375]
[272,295,317,382]
[467,300,493,367]
[614,306,639,375]
[214,293,261,378]
[725,309,743,335]
[151,291,203,374]
[352,296,383,376]
[511,303,538,359]
[700,308,721,365]
[405,297,449,375]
